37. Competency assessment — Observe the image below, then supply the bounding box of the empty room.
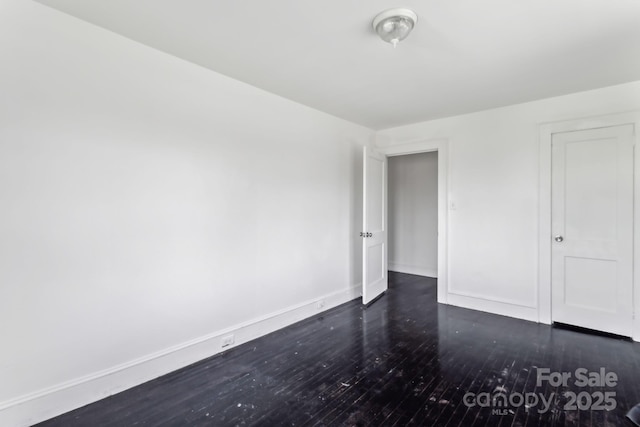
[2,1,640,426]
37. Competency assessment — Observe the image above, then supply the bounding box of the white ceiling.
[37,0,640,129]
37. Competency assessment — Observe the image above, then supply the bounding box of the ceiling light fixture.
[372,8,418,48]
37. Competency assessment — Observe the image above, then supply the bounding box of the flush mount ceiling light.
[372,8,418,48]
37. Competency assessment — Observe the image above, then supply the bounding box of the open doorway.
[379,141,448,304]
[362,139,449,306]
[388,152,438,279]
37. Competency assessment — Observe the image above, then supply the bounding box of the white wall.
[0,1,370,425]
[388,152,438,278]
[377,81,640,322]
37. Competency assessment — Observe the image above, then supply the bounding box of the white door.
[362,147,388,305]
[551,124,634,336]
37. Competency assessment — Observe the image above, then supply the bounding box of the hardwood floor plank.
[36,272,640,426]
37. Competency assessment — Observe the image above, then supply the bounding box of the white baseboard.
[0,284,362,427]
[388,262,437,278]
[446,292,538,322]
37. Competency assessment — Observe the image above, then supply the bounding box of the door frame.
[538,112,640,341]
[376,139,449,304]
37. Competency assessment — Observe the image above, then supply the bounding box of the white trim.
[447,290,537,309]
[389,262,437,278]
[377,138,449,304]
[447,293,539,323]
[538,111,640,340]
[377,138,447,157]
[0,284,362,427]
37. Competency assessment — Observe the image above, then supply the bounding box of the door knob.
[554,235,564,242]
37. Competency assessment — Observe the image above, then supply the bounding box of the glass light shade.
[372,9,417,48]
[376,17,414,46]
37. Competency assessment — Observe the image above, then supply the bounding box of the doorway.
[388,152,438,279]
[362,139,449,306]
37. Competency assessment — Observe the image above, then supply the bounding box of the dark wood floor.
[37,272,640,426]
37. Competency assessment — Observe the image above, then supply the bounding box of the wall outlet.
[221,334,235,348]
[316,300,325,310]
